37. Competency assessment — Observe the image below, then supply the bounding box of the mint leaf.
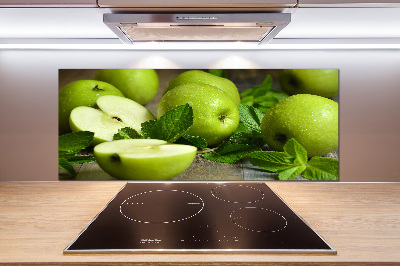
[240,95,253,105]
[209,69,228,78]
[283,138,308,165]
[113,127,144,140]
[240,75,288,113]
[248,151,300,172]
[141,120,160,139]
[202,141,261,164]
[240,75,273,99]
[64,154,95,164]
[59,131,95,175]
[59,131,94,154]
[59,157,76,175]
[261,74,273,89]
[248,138,338,181]
[265,89,289,102]
[229,131,264,147]
[238,104,264,134]
[142,103,193,143]
[303,157,339,180]
[248,138,308,180]
[176,134,208,150]
[230,107,265,146]
[278,165,307,180]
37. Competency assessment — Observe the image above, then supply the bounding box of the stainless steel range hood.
[103,13,291,45]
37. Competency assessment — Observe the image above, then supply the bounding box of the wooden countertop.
[0,182,399,265]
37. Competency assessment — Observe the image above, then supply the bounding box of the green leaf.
[176,134,208,150]
[208,69,228,78]
[238,104,264,134]
[58,131,95,175]
[248,139,309,180]
[59,131,94,154]
[65,154,95,164]
[252,85,270,98]
[248,151,300,172]
[278,165,307,180]
[141,120,160,139]
[240,95,254,106]
[303,157,339,180]
[229,131,265,147]
[58,157,76,175]
[113,127,144,140]
[142,103,194,143]
[240,89,254,99]
[266,89,290,102]
[202,141,261,164]
[239,75,288,113]
[229,121,264,146]
[247,137,338,181]
[229,109,265,147]
[283,138,308,165]
[261,74,273,89]
[251,75,273,98]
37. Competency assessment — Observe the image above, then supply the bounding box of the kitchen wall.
[1,48,399,182]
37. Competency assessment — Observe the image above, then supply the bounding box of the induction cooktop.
[64,182,336,254]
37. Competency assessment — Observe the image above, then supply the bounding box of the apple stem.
[197,148,215,154]
[92,85,105,91]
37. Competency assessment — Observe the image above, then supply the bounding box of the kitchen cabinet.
[0,182,399,264]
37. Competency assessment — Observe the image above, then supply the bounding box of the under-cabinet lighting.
[0,39,399,50]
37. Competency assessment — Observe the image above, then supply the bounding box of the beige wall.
[1,49,399,182]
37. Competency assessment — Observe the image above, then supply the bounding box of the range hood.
[103,13,291,45]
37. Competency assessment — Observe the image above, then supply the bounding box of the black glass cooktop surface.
[64,182,336,254]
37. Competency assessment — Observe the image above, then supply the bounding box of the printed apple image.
[95,69,159,105]
[261,94,338,157]
[59,80,124,133]
[158,83,240,147]
[278,69,339,98]
[69,95,155,145]
[163,70,241,106]
[94,139,197,180]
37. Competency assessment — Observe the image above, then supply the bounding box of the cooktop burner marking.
[230,207,287,233]
[120,190,204,224]
[211,184,265,203]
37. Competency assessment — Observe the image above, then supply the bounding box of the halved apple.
[69,95,155,145]
[94,139,197,180]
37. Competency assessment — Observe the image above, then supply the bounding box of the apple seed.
[112,116,122,122]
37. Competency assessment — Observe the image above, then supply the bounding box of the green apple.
[163,70,241,106]
[278,69,339,98]
[261,94,338,157]
[69,95,155,146]
[94,69,159,105]
[158,83,240,147]
[94,139,197,180]
[59,80,124,134]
